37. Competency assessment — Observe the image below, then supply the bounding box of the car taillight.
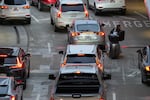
[145,66,150,71]
[84,6,89,17]
[97,32,105,36]
[11,96,15,100]
[99,97,105,100]
[10,58,23,68]
[0,5,8,9]
[23,5,30,9]
[50,96,54,100]
[57,11,62,18]
[71,32,80,37]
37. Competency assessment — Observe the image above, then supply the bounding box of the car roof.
[0,47,20,56]
[60,65,98,74]
[74,19,99,25]
[66,44,97,54]
[60,0,83,4]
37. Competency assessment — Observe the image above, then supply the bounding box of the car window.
[66,54,96,63]
[56,73,100,94]
[61,4,84,12]
[77,24,100,32]
[0,79,8,95]
[0,57,17,65]
[4,0,26,5]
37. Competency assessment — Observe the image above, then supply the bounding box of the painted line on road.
[134,11,148,19]
[113,92,116,100]
[121,64,126,84]
[31,15,39,23]
[120,16,137,20]
[39,18,50,21]
[36,94,40,100]
[48,42,51,54]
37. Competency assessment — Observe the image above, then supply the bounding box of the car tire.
[54,25,59,32]
[38,1,43,11]
[141,71,147,84]
[26,18,31,24]
[27,60,30,78]
[23,80,26,90]
[120,9,126,15]
[51,18,54,25]
[94,4,99,15]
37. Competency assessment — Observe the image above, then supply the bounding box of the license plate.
[13,7,19,11]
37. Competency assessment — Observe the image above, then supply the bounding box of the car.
[67,19,106,50]
[0,0,31,24]
[0,75,23,100]
[48,65,111,100]
[86,0,126,15]
[0,47,31,89]
[30,0,56,11]
[50,0,89,32]
[137,45,150,84]
[59,44,105,72]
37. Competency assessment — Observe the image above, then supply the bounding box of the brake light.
[84,6,89,17]
[145,66,150,71]
[0,55,8,57]
[57,6,62,18]
[99,97,104,100]
[10,58,22,68]
[23,5,30,9]
[97,32,105,36]
[16,80,23,84]
[11,96,15,100]
[0,5,8,9]
[96,58,103,71]
[71,32,80,37]
[50,97,54,100]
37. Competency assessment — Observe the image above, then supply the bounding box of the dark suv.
[137,46,150,84]
[0,47,30,89]
[0,76,23,100]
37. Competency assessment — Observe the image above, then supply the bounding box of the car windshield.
[66,54,96,63]
[56,73,100,94]
[61,4,84,12]
[0,79,8,95]
[77,24,100,32]
[4,0,26,5]
[0,57,17,65]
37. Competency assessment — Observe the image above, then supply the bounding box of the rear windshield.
[0,57,17,65]
[61,4,84,12]
[56,73,100,94]
[66,54,96,63]
[0,79,8,95]
[77,24,100,32]
[4,0,26,5]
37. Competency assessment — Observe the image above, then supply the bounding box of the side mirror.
[50,4,54,6]
[59,51,64,54]
[137,49,141,54]
[48,74,56,80]
[25,53,31,57]
[102,72,111,80]
[100,23,105,27]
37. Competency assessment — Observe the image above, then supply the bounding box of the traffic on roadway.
[0,0,150,100]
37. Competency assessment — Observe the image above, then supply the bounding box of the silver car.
[68,19,106,50]
[0,0,31,24]
[48,65,111,100]
[50,0,89,32]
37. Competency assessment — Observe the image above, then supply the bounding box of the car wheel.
[87,0,90,9]
[141,70,147,84]
[120,9,126,15]
[51,18,54,25]
[54,25,59,32]
[23,80,26,90]
[26,18,31,24]
[94,4,99,15]
[27,60,30,78]
[38,1,43,11]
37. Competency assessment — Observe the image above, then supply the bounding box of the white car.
[0,0,31,24]
[86,0,126,15]
[50,0,89,32]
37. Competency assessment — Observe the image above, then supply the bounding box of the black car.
[137,45,150,84]
[0,75,23,100]
[0,47,30,89]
